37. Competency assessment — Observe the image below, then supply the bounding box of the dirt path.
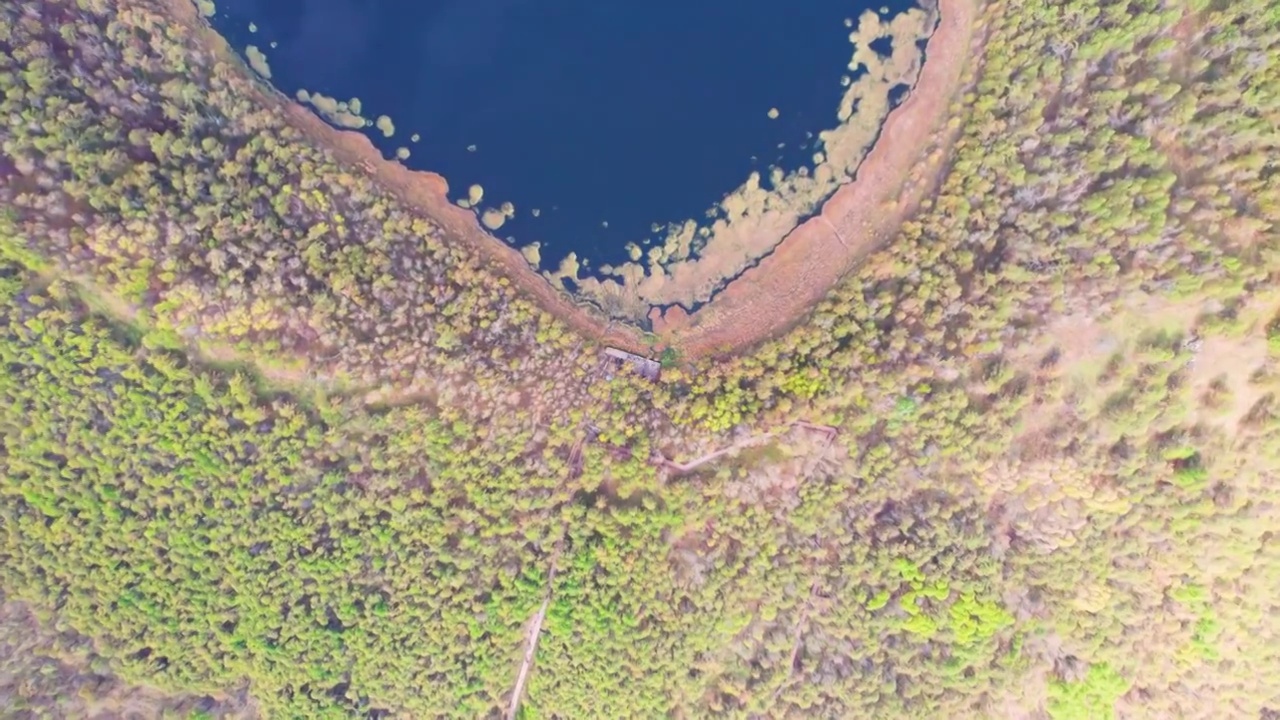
[506,547,561,720]
[657,421,837,474]
[772,579,821,701]
[658,431,781,473]
[768,438,838,705]
[507,593,552,720]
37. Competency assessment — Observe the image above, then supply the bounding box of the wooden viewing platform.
[603,347,661,382]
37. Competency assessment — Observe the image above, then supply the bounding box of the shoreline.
[165,0,650,356]
[650,0,983,357]
[168,0,980,361]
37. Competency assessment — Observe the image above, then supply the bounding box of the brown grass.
[650,0,985,357]
[166,0,982,362]
[164,0,650,356]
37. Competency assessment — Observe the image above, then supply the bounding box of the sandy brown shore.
[166,0,981,361]
[649,0,984,357]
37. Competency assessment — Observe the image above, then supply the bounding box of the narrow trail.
[657,421,838,474]
[507,595,552,720]
[773,579,822,701]
[566,354,615,478]
[819,216,850,250]
[657,431,781,473]
[770,432,838,704]
[506,549,561,720]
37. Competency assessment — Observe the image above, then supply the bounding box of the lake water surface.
[211,0,915,271]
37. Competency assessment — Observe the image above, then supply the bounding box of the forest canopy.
[0,0,1278,717]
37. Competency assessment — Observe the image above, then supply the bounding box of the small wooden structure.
[603,347,661,382]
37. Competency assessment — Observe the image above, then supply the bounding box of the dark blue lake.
[210,0,914,271]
